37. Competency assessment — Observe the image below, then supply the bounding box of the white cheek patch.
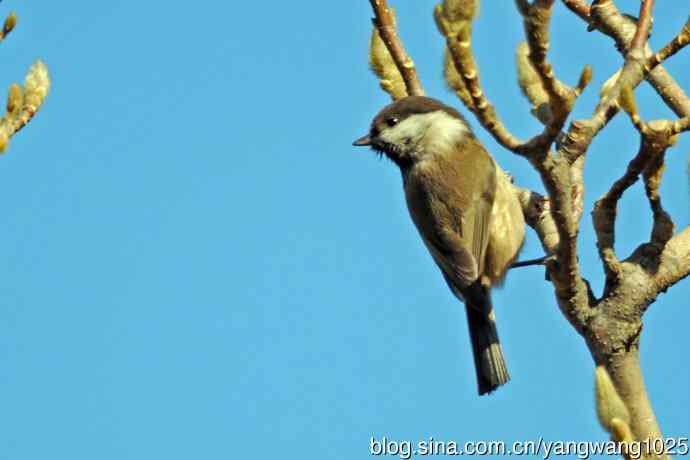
[379,114,427,147]
[378,111,469,157]
[423,111,469,153]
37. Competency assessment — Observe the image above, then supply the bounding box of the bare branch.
[591,136,662,280]
[618,86,677,253]
[643,153,673,252]
[556,2,679,166]
[646,16,690,73]
[510,255,553,269]
[516,187,560,255]
[517,0,573,118]
[358,0,689,448]
[561,0,590,22]
[592,85,680,281]
[369,14,408,100]
[654,226,690,291]
[513,3,594,322]
[671,115,690,135]
[532,4,667,300]
[629,0,655,51]
[435,1,523,152]
[516,185,594,332]
[646,67,690,118]
[572,1,690,118]
[515,0,531,17]
[443,49,474,109]
[516,41,553,125]
[368,0,425,97]
[516,0,592,150]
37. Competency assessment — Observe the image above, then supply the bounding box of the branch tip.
[576,65,593,95]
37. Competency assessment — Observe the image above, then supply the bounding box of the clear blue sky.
[0,2,687,459]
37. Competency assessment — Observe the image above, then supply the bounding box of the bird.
[353,96,525,395]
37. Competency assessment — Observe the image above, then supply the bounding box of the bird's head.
[353,96,470,169]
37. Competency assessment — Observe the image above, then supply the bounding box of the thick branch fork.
[363,1,689,452]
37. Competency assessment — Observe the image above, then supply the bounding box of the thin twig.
[593,86,679,278]
[518,0,572,116]
[516,185,594,331]
[645,16,690,73]
[654,226,690,291]
[515,0,531,16]
[570,0,690,118]
[630,0,655,51]
[643,154,674,252]
[591,143,650,279]
[556,2,676,165]
[561,0,590,22]
[368,0,425,97]
[671,116,690,135]
[435,4,523,152]
[511,255,553,269]
[517,0,589,151]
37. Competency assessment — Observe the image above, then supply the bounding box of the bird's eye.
[386,117,399,127]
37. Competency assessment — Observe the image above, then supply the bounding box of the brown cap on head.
[352,96,467,146]
[372,96,464,126]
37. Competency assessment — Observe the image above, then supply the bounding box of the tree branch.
[671,115,690,134]
[629,0,655,51]
[516,184,595,332]
[517,187,560,255]
[517,0,578,136]
[368,0,425,97]
[561,0,590,22]
[646,16,690,75]
[0,12,50,153]
[591,78,683,287]
[569,0,690,118]
[434,1,523,152]
[360,1,687,452]
[654,226,690,292]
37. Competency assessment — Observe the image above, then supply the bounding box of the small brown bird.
[353,96,525,395]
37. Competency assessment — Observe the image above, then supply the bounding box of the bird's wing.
[427,187,494,294]
[405,142,496,294]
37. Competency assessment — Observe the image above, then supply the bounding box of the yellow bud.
[618,84,637,117]
[594,366,631,434]
[3,12,16,36]
[0,131,8,153]
[7,83,22,113]
[441,0,479,23]
[434,1,476,37]
[369,11,406,100]
[23,60,51,109]
[444,50,472,108]
[516,41,551,124]
[577,65,593,92]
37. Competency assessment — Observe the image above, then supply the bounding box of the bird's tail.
[465,298,510,395]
